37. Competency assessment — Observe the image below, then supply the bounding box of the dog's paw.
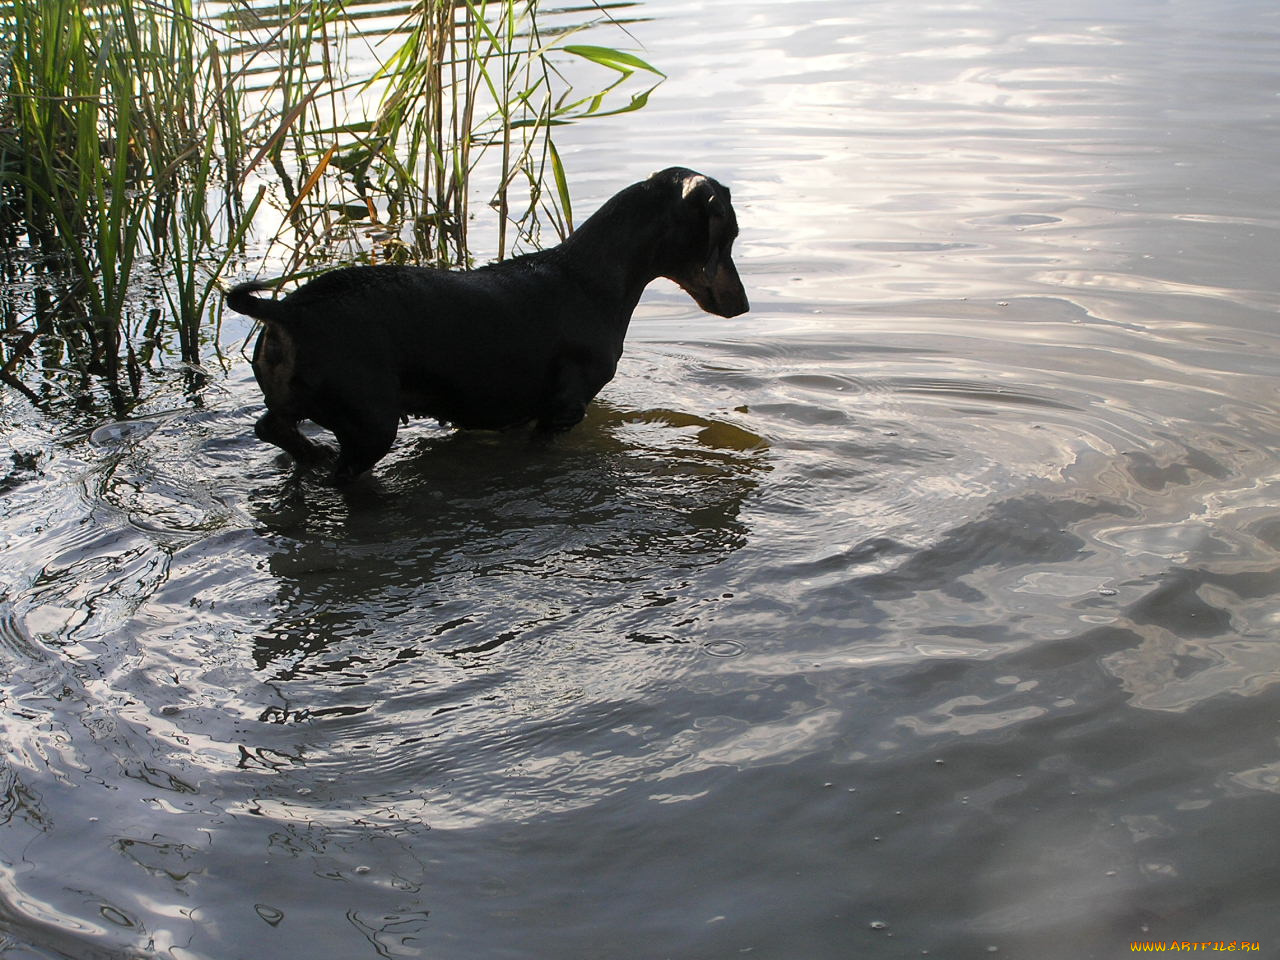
[329,464,362,485]
[538,402,587,434]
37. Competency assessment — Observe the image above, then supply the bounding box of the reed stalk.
[0,0,663,409]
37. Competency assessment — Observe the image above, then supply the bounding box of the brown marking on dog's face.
[654,169,750,318]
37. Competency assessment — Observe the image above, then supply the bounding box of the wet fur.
[228,166,748,482]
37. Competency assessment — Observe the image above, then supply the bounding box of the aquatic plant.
[0,0,662,410]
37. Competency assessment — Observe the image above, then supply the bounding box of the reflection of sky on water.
[562,0,1280,331]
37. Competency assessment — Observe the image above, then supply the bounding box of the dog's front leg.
[537,356,603,433]
[255,409,329,464]
[317,378,403,483]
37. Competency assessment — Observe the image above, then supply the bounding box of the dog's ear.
[680,174,730,279]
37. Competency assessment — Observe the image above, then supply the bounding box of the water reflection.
[248,402,767,678]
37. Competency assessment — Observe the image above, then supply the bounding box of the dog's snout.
[680,258,749,317]
[718,293,750,318]
[707,262,749,318]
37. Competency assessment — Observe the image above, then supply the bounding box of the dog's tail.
[226,281,288,322]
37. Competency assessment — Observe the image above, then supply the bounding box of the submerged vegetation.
[0,0,661,410]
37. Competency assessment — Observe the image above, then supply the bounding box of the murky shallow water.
[4,0,1280,957]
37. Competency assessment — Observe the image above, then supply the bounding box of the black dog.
[227,166,748,482]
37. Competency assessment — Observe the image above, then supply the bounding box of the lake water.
[3,0,1280,956]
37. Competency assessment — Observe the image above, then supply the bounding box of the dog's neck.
[560,183,670,309]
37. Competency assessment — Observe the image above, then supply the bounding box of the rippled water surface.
[4,0,1280,957]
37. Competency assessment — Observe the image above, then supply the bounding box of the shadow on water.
[245,402,768,682]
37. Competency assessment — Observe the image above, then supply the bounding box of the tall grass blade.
[0,0,663,405]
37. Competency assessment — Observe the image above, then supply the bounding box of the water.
[3,0,1280,956]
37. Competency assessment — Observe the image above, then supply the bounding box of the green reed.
[0,0,661,409]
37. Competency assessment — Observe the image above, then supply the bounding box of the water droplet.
[99,905,134,928]
[703,639,745,658]
[255,903,284,926]
[354,865,371,875]
[870,920,888,930]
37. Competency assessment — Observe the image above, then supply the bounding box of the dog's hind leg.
[255,410,327,464]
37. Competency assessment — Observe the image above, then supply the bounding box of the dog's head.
[648,167,749,318]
